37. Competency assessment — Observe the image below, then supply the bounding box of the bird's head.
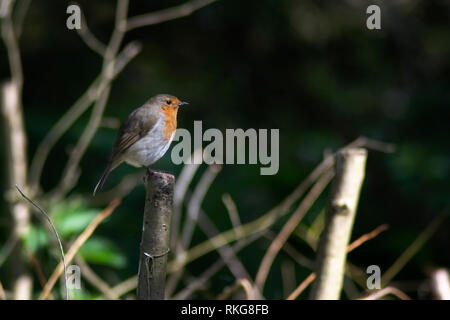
[151,94,188,112]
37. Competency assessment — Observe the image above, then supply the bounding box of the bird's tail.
[93,163,113,196]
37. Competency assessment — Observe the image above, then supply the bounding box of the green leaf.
[79,237,127,268]
[24,226,49,253]
[55,210,98,237]
[50,200,100,237]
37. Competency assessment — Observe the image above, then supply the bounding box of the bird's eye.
[166,100,172,105]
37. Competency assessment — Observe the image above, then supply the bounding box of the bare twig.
[217,278,258,300]
[166,164,221,296]
[15,184,69,300]
[26,249,54,299]
[346,225,389,252]
[107,275,137,299]
[76,6,107,56]
[173,233,262,300]
[222,193,242,236]
[381,211,448,286]
[126,0,219,31]
[181,165,222,251]
[348,136,395,153]
[169,138,394,277]
[51,0,130,199]
[0,279,7,300]
[53,84,111,198]
[358,286,411,300]
[255,168,335,291]
[39,199,120,300]
[0,233,18,267]
[286,273,316,300]
[281,259,296,298]
[1,0,23,88]
[13,0,31,38]
[75,255,116,299]
[287,221,388,300]
[171,149,203,250]
[263,231,314,269]
[168,165,327,274]
[197,209,251,281]
[29,41,141,191]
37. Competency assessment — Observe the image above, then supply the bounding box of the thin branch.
[29,41,141,191]
[197,209,252,282]
[15,184,69,300]
[286,224,389,300]
[75,255,116,299]
[263,231,314,269]
[0,278,7,300]
[26,249,58,300]
[281,259,296,298]
[1,0,23,88]
[222,193,242,236]
[217,278,257,300]
[181,164,222,251]
[39,198,120,300]
[173,233,262,300]
[346,224,389,252]
[26,249,54,299]
[381,211,448,286]
[126,0,219,31]
[13,0,31,38]
[0,233,18,267]
[51,3,129,199]
[52,84,111,198]
[286,273,316,300]
[168,163,331,274]
[166,164,221,297]
[348,136,396,153]
[76,6,107,56]
[357,286,411,300]
[171,148,203,249]
[103,233,260,300]
[107,275,137,299]
[255,168,335,291]
[168,138,395,276]
[106,232,260,301]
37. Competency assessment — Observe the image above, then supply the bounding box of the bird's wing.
[108,107,160,163]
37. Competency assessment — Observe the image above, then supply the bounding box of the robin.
[93,94,188,195]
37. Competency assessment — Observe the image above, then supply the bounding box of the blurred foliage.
[1,0,449,299]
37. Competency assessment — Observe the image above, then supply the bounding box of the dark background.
[1,0,449,299]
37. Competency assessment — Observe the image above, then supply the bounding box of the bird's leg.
[142,166,154,184]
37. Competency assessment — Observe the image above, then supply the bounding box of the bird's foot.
[142,166,154,184]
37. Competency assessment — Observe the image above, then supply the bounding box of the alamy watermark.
[171,121,279,175]
[366,265,381,289]
[66,264,81,290]
[366,5,381,30]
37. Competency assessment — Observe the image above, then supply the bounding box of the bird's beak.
[178,101,189,107]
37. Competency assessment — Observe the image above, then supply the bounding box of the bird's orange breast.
[159,106,178,141]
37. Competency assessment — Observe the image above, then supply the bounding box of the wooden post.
[137,171,174,300]
[310,148,367,300]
